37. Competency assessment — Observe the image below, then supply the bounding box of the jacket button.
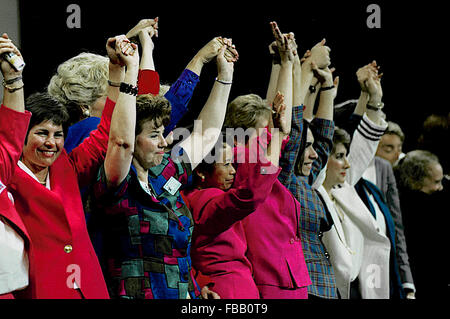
[318,232,323,238]
[324,252,330,259]
[64,244,73,253]
[290,238,295,244]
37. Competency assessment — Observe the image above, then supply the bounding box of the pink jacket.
[242,179,311,291]
[184,157,279,299]
[235,141,311,295]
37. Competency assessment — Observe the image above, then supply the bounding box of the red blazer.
[0,105,31,238]
[0,105,31,298]
[8,98,117,299]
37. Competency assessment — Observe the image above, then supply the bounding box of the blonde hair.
[47,52,109,107]
[224,94,272,130]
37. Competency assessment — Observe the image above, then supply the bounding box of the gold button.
[64,244,73,253]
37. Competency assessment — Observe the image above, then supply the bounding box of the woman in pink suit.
[183,93,286,299]
[4,35,140,299]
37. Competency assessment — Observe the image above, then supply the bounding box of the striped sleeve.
[357,114,387,141]
[346,113,387,186]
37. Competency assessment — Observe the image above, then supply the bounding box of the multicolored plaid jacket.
[92,152,201,299]
[278,105,338,299]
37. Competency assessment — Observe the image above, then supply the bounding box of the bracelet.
[108,80,121,87]
[119,82,138,96]
[2,76,22,85]
[215,77,232,85]
[319,85,335,92]
[366,102,384,111]
[4,84,24,93]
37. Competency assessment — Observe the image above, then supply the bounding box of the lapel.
[331,182,381,234]
[0,192,30,241]
[359,179,397,251]
[316,185,348,246]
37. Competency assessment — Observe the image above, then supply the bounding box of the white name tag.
[163,177,182,196]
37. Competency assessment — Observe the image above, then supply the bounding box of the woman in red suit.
[4,35,140,299]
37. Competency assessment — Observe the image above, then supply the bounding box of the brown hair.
[135,94,171,135]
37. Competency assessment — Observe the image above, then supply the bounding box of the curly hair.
[394,150,440,191]
[136,94,172,135]
[224,94,272,130]
[47,53,109,124]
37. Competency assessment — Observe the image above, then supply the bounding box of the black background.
[18,0,443,152]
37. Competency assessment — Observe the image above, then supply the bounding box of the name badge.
[163,177,182,196]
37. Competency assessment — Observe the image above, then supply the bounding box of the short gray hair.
[394,150,440,191]
[47,52,109,107]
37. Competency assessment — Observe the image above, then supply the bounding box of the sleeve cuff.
[357,113,387,141]
[402,282,416,292]
[138,69,160,95]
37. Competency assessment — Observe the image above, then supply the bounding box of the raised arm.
[269,22,294,130]
[178,43,236,170]
[353,62,374,116]
[346,63,387,185]
[313,65,338,121]
[300,39,330,117]
[0,33,25,112]
[131,18,158,71]
[164,37,237,135]
[265,40,281,104]
[364,61,385,126]
[69,36,134,187]
[0,33,30,187]
[185,36,238,77]
[105,37,126,102]
[307,64,337,184]
[123,18,162,98]
[104,36,139,188]
[266,92,289,168]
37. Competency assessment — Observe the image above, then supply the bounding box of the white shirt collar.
[18,160,51,189]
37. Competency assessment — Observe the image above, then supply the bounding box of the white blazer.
[317,113,391,298]
[318,185,364,298]
[326,183,391,299]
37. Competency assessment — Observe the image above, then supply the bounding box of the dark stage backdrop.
[18,1,441,152]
